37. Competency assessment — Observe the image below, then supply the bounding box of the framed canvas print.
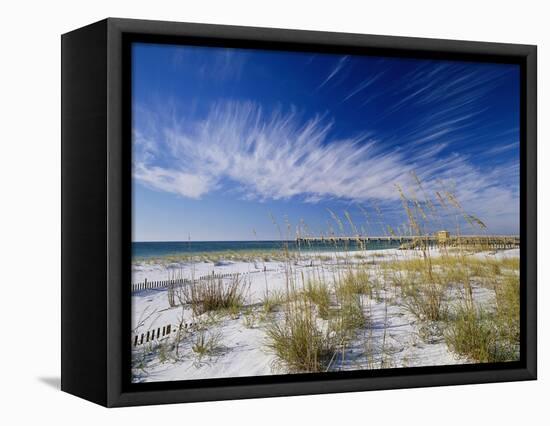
[61,18,537,407]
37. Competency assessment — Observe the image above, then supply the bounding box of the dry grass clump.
[332,271,369,334]
[333,292,366,335]
[494,274,520,345]
[444,302,516,363]
[401,278,448,322]
[262,290,285,313]
[157,339,173,363]
[185,275,248,315]
[303,279,331,319]
[265,298,336,373]
[445,272,519,363]
[337,270,372,297]
[389,260,448,309]
[192,328,223,360]
[445,303,493,362]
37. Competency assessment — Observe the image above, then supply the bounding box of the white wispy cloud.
[133,101,519,232]
[134,102,405,201]
[341,72,384,103]
[134,163,217,199]
[485,141,519,155]
[373,62,513,126]
[317,56,349,89]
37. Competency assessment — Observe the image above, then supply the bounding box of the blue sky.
[132,42,520,241]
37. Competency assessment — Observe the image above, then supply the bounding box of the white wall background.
[0,0,546,423]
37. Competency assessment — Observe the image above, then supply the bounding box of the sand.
[131,248,519,383]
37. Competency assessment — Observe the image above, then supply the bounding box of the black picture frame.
[61,17,537,407]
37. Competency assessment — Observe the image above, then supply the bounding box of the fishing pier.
[296,231,519,250]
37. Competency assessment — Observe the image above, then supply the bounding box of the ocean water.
[132,240,401,260]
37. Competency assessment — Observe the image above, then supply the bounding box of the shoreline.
[131,247,407,283]
[131,244,402,264]
[132,247,519,283]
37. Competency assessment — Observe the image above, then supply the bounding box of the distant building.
[436,230,450,243]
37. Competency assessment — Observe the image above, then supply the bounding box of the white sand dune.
[131,248,519,383]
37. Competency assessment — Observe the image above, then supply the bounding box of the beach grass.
[444,301,517,363]
[303,279,331,319]
[262,289,285,314]
[185,274,249,315]
[265,297,336,373]
[192,328,223,360]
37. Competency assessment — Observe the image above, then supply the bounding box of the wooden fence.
[131,271,254,293]
[132,320,199,347]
